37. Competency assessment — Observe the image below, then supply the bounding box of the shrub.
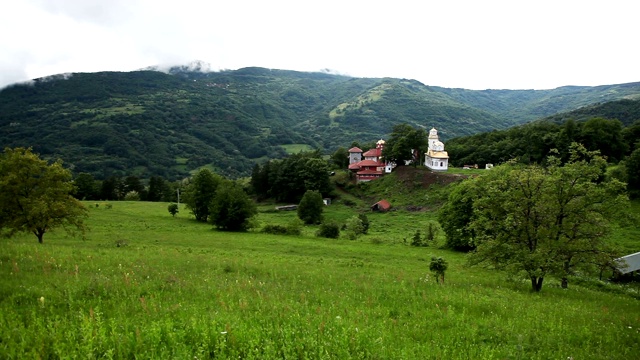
[429,257,448,284]
[298,190,324,224]
[358,213,370,234]
[168,203,179,217]
[345,215,364,240]
[424,221,439,246]
[124,191,140,201]
[261,219,303,236]
[316,222,340,239]
[285,218,304,236]
[411,230,424,247]
[261,224,288,235]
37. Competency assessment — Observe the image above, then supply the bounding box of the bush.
[316,222,340,239]
[124,191,140,201]
[168,203,179,217]
[411,230,424,247]
[285,218,303,236]
[429,257,448,284]
[261,224,288,235]
[345,215,365,240]
[358,213,370,234]
[298,190,324,224]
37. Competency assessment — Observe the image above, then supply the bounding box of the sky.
[1,0,638,90]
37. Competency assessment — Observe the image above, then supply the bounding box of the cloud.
[0,0,638,90]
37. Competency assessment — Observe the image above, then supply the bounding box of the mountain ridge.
[1,66,639,179]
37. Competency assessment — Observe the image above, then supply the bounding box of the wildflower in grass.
[38,296,45,307]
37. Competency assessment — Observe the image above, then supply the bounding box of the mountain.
[542,98,640,126]
[1,66,639,179]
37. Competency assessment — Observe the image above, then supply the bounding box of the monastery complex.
[348,128,449,182]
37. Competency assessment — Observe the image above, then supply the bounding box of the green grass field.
[1,201,639,359]
[280,144,314,154]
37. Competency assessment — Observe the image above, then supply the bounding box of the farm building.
[615,251,640,275]
[371,199,391,212]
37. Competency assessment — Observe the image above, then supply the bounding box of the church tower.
[425,128,449,171]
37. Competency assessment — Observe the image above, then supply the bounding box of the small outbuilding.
[615,251,640,275]
[371,199,391,212]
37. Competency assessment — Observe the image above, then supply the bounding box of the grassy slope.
[1,201,639,359]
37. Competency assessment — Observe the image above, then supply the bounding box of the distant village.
[347,128,452,182]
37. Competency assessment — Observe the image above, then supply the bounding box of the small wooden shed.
[371,199,391,212]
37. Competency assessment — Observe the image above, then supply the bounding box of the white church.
[424,128,449,171]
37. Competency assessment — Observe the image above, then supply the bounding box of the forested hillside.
[1,66,639,179]
[446,99,640,168]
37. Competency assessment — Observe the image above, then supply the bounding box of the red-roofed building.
[371,199,392,212]
[348,140,395,182]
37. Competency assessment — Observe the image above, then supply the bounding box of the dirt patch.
[393,166,469,188]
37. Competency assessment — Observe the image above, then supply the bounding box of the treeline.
[250,150,334,203]
[72,173,181,202]
[447,117,639,167]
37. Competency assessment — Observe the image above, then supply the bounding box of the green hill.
[1,67,639,179]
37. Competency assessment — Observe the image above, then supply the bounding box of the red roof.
[348,163,361,170]
[371,199,391,211]
[357,159,383,167]
[348,147,363,153]
[363,148,382,157]
[357,169,384,175]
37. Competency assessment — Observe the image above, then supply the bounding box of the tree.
[0,147,88,243]
[330,147,350,169]
[429,257,448,284]
[147,176,168,202]
[183,169,221,222]
[621,120,640,154]
[168,203,179,217]
[625,148,640,199]
[382,123,428,167]
[124,176,145,198]
[209,181,257,231]
[468,144,627,292]
[297,190,324,224]
[73,172,98,200]
[438,179,482,251]
[579,118,628,162]
[100,176,123,200]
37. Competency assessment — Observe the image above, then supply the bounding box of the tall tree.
[100,176,123,200]
[147,176,168,202]
[183,169,221,222]
[330,147,350,169]
[382,123,427,167]
[625,148,640,199]
[209,181,257,231]
[73,172,98,200]
[124,175,146,199]
[0,147,88,243]
[579,118,628,162]
[466,144,626,291]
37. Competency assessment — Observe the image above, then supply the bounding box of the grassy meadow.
[1,201,639,359]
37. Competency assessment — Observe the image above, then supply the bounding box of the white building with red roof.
[348,140,394,182]
[424,128,449,171]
